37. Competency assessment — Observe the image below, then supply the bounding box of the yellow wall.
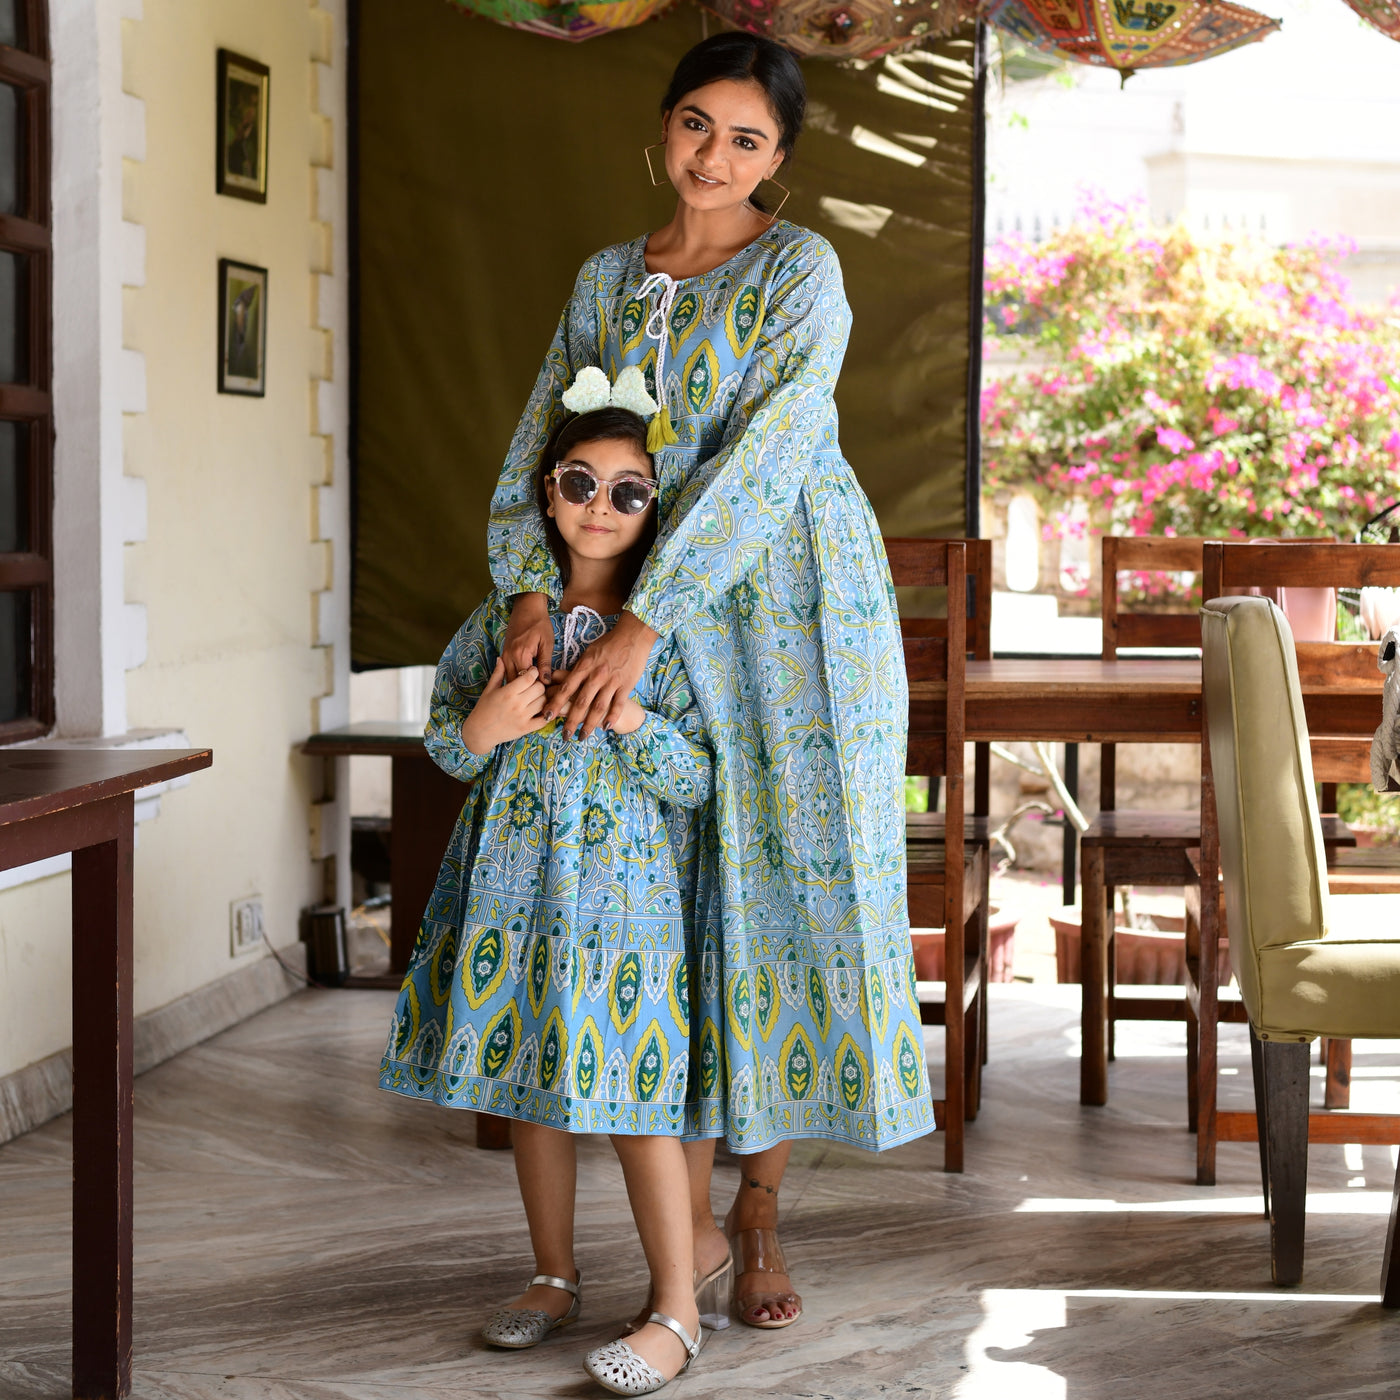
[0,0,344,1081]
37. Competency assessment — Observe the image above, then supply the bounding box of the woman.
[488,32,934,1345]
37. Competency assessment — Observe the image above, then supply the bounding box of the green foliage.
[1336,784,1400,843]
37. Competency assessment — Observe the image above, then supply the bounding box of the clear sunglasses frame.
[552,461,659,516]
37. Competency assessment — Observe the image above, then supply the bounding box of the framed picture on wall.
[216,49,269,202]
[218,259,268,396]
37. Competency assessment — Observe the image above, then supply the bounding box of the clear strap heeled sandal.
[731,1227,802,1329]
[584,1311,704,1396]
[619,1250,733,1337]
[480,1270,582,1349]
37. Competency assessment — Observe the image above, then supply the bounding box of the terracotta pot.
[1050,908,1232,986]
[909,904,1019,983]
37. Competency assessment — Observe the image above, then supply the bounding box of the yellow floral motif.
[508,789,541,830]
[630,1020,670,1102]
[780,1023,816,1101]
[479,1002,521,1080]
[682,340,719,415]
[462,927,507,1010]
[835,1033,871,1113]
[539,1008,567,1092]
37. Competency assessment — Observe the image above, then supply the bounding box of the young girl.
[379,376,727,1396]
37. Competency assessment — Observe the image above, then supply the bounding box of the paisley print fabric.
[379,597,722,1138]
[487,223,935,1153]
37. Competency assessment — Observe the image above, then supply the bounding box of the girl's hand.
[608,696,647,736]
[461,658,548,754]
[547,612,658,739]
[503,592,555,683]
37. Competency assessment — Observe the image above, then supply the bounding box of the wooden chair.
[1192,540,1400,1185]
[1079,537,1210,1105]
[889,539,989,1173]
[888,537,993,1080]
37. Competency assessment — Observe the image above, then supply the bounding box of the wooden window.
[0,0,49,741]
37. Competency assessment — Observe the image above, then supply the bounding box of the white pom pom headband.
[561,364,676,452]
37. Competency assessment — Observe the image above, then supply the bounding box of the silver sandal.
[583,1310,704,1395]
[480,1271,581,1349]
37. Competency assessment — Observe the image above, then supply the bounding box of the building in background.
[985,2,1400,304]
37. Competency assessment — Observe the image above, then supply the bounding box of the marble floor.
[3,985,1400,1399]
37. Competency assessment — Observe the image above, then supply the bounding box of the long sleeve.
[423,593,512,782]
[609,640,713,810]
[627,237,851,637]
[487,256,604,604]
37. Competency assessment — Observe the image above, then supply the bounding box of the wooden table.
[301,722,468,984]
[0,747,212,1400]
[909,657,1382,1110]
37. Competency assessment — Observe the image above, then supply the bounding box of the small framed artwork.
[218,258,268,396]
[216,49,269,202]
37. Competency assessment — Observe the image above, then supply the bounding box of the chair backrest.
[885,537,991,662]
[886,536,987,816]
[1103,535,1210,657]
[1204,541,1397,687]
[885,539,967,919]
[1200,596,1329,1025]
[884,539,967,780]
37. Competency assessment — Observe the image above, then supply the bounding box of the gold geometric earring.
[748,174,791,225]
[643,142,668,188]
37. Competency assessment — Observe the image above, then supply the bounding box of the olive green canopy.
[353,1,984,666]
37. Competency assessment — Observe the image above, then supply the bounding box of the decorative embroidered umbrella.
[699,0,971,60]
[446,0,675,42]
[985,0,1281,76]
[1339,0,1400,40]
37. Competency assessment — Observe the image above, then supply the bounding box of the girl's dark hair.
[537,406,656,588]
[661,33,806,163]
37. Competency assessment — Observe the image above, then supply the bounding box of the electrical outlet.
[230,896,265,957]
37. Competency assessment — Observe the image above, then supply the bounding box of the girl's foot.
[481,1270,581,1349]
[621,1222,730,1336]
[586,1305,703,1394]
[507,1274,579,1317]
[725,1206,802,1328]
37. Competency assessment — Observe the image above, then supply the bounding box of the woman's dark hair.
[661,33,806,162]
[536,405,656,588]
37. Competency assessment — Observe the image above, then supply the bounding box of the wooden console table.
[298,726,510,1151]
[0,747,212,1400]
[300,721,468,983]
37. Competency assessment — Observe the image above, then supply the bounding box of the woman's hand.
[502,592,555,683]
[547,612,659,739]
[460,659,548,755]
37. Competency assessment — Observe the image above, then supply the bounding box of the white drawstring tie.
[634,271,681,450]
[561,605,606,670]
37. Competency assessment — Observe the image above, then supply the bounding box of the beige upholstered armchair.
[1200,594,1400,1296]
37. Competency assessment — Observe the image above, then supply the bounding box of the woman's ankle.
[726,1189,780,1234]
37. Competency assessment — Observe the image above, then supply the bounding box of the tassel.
[647,403,679,453]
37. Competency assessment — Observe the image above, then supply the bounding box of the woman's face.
[661,78,785,215]
[546,436,656,566]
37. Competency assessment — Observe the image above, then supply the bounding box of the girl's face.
[546,436,656,566]
[661,78,785,216]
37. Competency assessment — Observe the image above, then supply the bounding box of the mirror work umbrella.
[1341,0,1400,39]
[984,0,1280,75]
[699,0,970,58]
[445,0,675,40]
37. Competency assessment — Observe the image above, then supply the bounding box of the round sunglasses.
[553,461,658,517]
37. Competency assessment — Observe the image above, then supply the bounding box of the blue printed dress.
[378,597,722,1137]
[488,222,935,1152]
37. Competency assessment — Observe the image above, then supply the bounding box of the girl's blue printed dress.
[378,596,723,1138]
[487,222,936,1152]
